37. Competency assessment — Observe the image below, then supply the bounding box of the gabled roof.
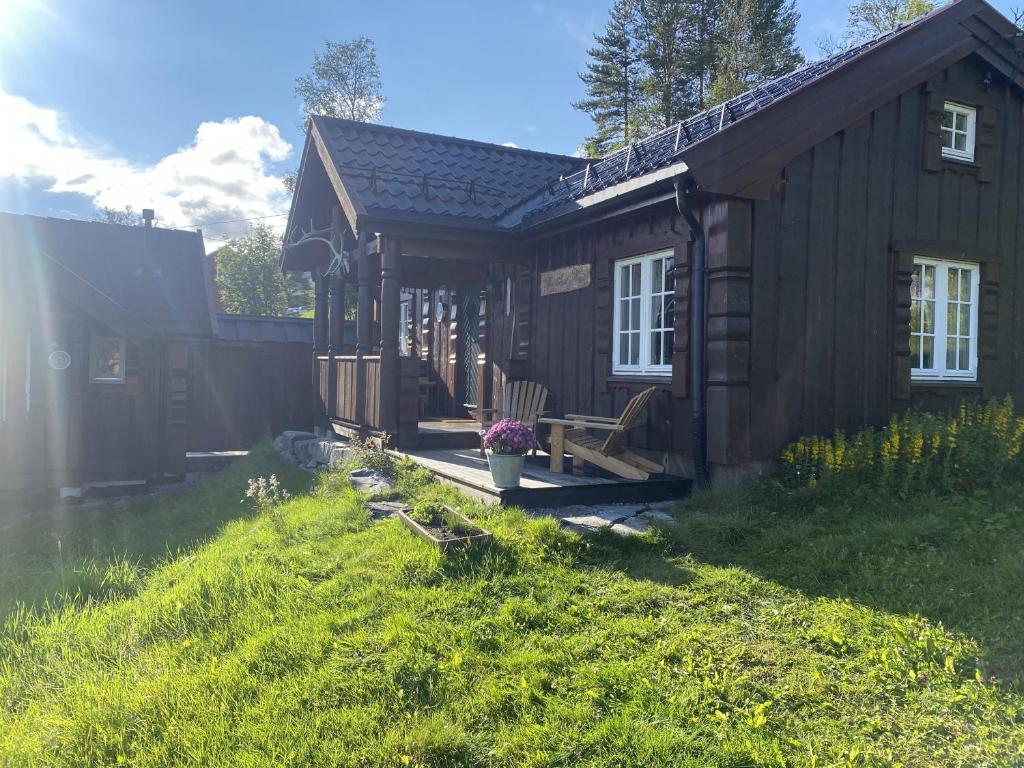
[307,116,586,232]
[285,0,1023,261]
[0,212,215,339]
[504,0,1024,225]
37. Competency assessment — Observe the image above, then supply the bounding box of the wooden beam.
[379,236,402,439]
[361,235,524,265]
[397,256,487,288]
[355,238,375,427]
[327,268,344,419]
[313,271,329,422]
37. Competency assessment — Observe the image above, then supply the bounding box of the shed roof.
[215,314,313,344]
[0,212,215,339]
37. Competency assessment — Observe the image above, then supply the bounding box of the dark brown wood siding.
[746,55,1024,461]
[491,209,694,469]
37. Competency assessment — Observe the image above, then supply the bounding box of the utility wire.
[181,212,289,228]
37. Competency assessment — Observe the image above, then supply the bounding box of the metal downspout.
[674,175,710,486]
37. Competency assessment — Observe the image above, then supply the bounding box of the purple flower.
[483,418,537,456]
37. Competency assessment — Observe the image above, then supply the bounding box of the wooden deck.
[416,419,480,449]
[397,447,691,508]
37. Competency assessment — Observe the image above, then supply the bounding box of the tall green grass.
[0,451,1021,766]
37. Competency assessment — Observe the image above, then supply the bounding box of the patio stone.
[365,500,407,521]
[611,517,650,536]
[348,468,394,495]
[560,507,638,530]
[638,509,676,524]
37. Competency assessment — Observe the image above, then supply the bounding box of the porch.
[307,231,506,450]
[394,445,691,508]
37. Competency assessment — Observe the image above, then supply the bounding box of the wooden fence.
[188,340,313,452]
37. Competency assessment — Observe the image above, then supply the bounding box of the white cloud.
[501,141,519,148]
[530,2,601,48]
[0,89,292,243]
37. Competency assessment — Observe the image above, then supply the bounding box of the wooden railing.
[322,355,383,431]
[363,356,381,430]
[333,356,359,424]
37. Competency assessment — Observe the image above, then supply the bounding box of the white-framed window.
[910,258,980,381]
[612,249,674,376]
[89,337,125,384]
[941,102,976,162]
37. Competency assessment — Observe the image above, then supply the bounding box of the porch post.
[355,246,374,427]
[327,273,343,406]
[313,271,328,422]
[379,236,401,439]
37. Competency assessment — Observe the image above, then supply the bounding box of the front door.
[456,286,480,416]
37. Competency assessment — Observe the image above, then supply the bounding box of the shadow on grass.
[667,480,1024,677]
[0,443,311,620]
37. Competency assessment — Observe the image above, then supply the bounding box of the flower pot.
[487,452,525,489]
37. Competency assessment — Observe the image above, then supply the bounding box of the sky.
[0,0,1018,247]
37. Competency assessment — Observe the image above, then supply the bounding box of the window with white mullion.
[648,254,675,368]
[911,257,979,381]
[910,262,936,370]
[944,265,975,374]
[616,261,643,371]
[941,102,976,162]
[613,250,674,376]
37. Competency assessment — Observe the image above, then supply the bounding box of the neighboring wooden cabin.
[282,0,1024,479]
[0,213,214,496]
[0,213,318,500]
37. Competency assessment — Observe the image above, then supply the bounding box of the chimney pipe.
[142,209,155,228]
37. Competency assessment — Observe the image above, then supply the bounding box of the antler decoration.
[283,216,350,276]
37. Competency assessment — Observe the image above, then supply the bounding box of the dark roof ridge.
[0,210,203,240]
[311,115,587,165]
[499,0,971,227]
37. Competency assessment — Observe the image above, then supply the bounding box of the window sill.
[911,379,982,389]
[608,374,672,385]
[941,153,976,165]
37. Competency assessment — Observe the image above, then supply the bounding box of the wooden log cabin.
[0,212,215,498]
[0,212,329,501]
[282,0,1024,480]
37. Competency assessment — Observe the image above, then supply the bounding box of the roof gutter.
[674,174,709,486]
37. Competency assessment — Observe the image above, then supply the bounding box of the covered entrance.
[301,229,504,450]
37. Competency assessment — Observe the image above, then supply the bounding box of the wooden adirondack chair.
[539,387,664,480]
[471,380,549,456]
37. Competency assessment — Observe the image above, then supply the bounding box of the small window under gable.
[910,258,979,382]
[941,102,976,162]
[612,250,674,376]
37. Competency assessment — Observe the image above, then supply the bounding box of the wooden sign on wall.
[540,264,591,296]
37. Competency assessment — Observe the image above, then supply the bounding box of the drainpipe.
[674,175,709,486]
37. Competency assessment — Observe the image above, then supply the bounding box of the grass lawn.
[0,445,310,621]
[1,448,1022,766]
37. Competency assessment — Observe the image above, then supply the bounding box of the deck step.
[397,447,691,509]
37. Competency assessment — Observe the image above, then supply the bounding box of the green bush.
[780,396,1024,497]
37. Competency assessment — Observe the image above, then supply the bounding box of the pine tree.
[636,0,699,130]
[709,0,803,103]
[573,0,643,157]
